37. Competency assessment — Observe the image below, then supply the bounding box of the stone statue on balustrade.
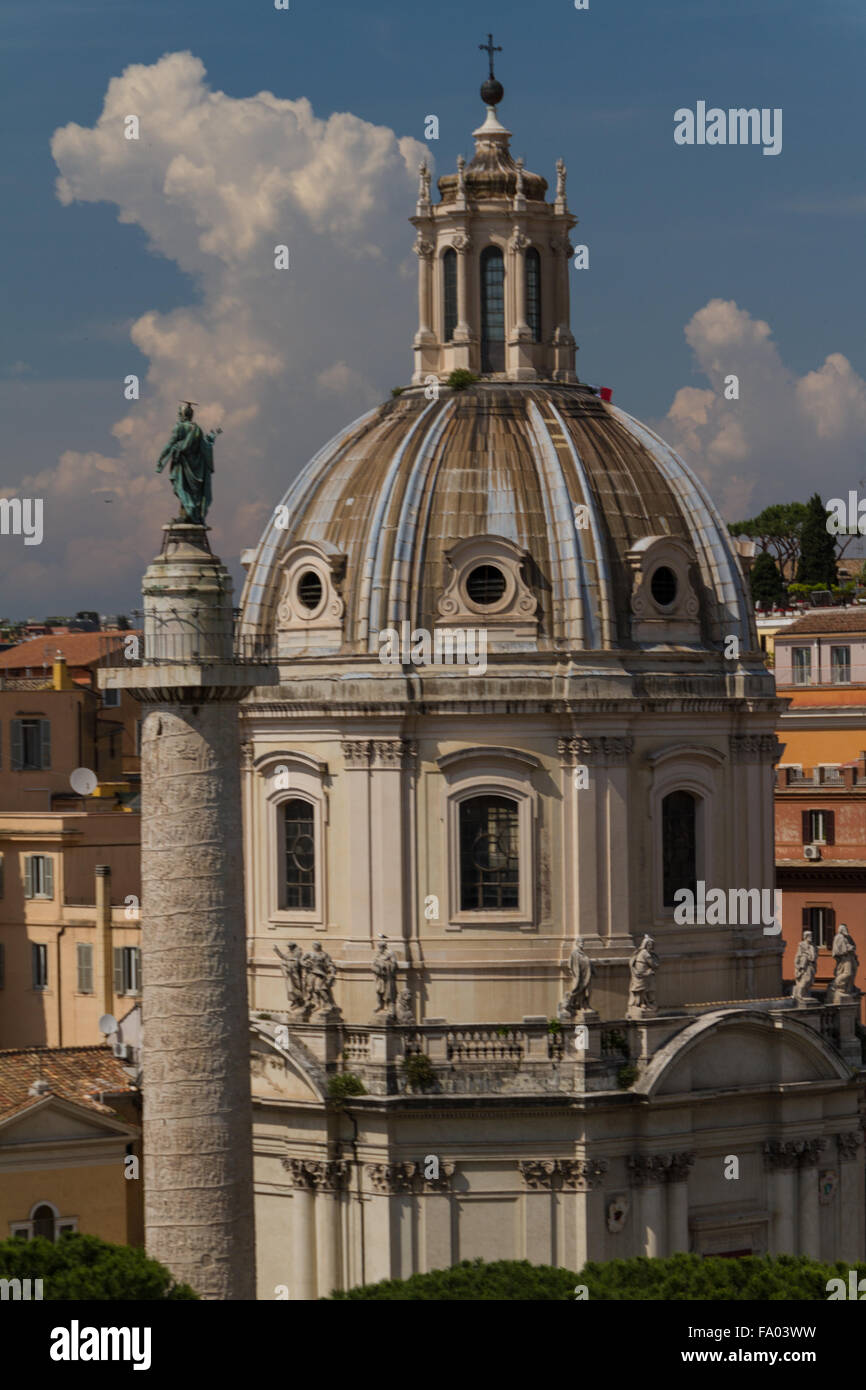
[627,935,659,1018]
[559,940,595,1019]
[372,935,399,1021]
[827,924,860,1003]
[792,931,818,1005]
[274,942,306,1016]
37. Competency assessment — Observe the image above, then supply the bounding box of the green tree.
[796,493,838,587]
[0,1234,198,1300]
[729,502,808,575]
[326,1253,866,1300]
[749,550,784,607]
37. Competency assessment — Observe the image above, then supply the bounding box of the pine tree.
[750,551,784,607]
[796,493,837,587]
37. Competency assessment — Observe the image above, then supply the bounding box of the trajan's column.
[101,406,275,1299]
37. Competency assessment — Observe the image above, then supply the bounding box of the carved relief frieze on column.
[343,739,372,770]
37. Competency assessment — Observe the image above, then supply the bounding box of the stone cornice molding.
[437,745,540,773]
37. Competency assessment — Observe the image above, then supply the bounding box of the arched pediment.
[636,1009,851,1099]
[250,1021,327,1103]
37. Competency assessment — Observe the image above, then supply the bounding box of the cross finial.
[479,32,502,79]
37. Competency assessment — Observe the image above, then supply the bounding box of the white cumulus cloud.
[656,299,866,519]
[4,52,426,609]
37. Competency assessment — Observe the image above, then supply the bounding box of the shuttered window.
[31,943,48,989]
[803,809,834,845]
[11,718,51,770]
[24,855,54,900]
[114,945,142,995]
[76,943,94,994]
[0,942,5,989]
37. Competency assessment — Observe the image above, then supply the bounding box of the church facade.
[237,69,865,1298]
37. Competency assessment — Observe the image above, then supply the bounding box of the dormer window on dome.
[410,52,577,385]
[628,537,701,645]
[276,540,346,655]
[439,534,538,647]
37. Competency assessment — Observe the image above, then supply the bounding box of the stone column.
[571,737,634,945]
[103,522,277,1300]
[452,233,472,346]
[413,235,434,340]
[628,1155,668,1258]
[837,1130,864,1263]
[285,1159,318,1300]
[560,1158,609,1271]
[365,1163,415,1284]
[666,1152,695,1254]
[315,1161,348,1300]
[369,740,411,945]
[549,232,576,381]
[419,1161,456,1275]
[518,1161,558,1265]
[797,1139,826,1259]
[763,1140,800,1254]
[342,740,373,942]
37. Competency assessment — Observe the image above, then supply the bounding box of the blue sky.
[1,0,864,613]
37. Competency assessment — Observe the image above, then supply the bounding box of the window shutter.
[0,852,4,899]
[0,942,5,989]
[824,810,835,845]
[11,719,22,770]
[827,907,836,933]
[77,943,93,994]
[23,855,33,899]
[114,947,125,995]
[802,811,811,843]
[132,946,142,993]
[31,942,45,988]
[40,720,51,769]
[801,907,810,929]
[43,857,54,900]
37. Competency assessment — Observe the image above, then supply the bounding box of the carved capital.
[283,1157,326,1190]
[558,1158,609,1192]
[837,1130,863,1162]
[413,234,435,261]
[517,1159,558,1190]
[730,734,782,763]
[367,1162,418,1194]
[627,1154,672,1187]
[451,233,472,254]
[560,735,634,766]
[508,230,530,253]
[423,1161,456,1193]
[371,738,405,770]
[343,739,372,769]
[666,1151,696,1183]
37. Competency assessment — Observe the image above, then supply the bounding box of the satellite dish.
[98,1014,118,1037]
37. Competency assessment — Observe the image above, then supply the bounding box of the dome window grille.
[650,566,678,608]
[297,570,324,612]
[465,564,507,606]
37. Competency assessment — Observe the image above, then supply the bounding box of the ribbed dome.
[240,383,754,656]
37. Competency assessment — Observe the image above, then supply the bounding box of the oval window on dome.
[465,564,507,606]
[297,570,324,612]
[650,565,678,608]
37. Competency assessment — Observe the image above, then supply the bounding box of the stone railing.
[446,1028,525,1062]
[343,1031,370,1063]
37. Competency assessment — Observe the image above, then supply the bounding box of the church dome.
[240,63,756,664]
[240,380,754,657]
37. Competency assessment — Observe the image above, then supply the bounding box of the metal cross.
[479,33,502,79]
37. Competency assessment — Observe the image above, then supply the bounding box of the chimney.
[52,652,75,691]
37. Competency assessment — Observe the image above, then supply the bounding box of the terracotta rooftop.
[777,611,866,637]
[0,1045,137,1121]
[0,631,131,672]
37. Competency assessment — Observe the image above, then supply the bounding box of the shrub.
[617,1063,639,1089]
[391,386,405,397]
[327,1072,366,1101]
[446,368,479,391]
[325,1253,866,1301]
[0,1233,198,1300]
[402,1053,436,1091]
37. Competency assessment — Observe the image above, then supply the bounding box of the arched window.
[32,1204,56,1241]
[480,247,505,373]
[459,794,519,909]
[442,248,457,343]
[283,799,315,910]
[662,790,697,907]
[525,248,541,342]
